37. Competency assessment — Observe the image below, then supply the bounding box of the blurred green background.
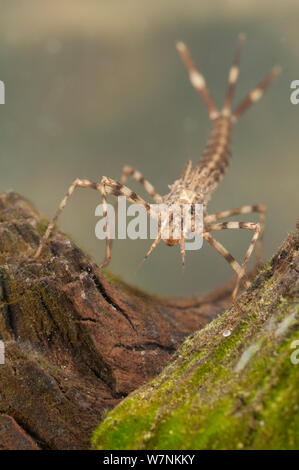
[0,0,298,296]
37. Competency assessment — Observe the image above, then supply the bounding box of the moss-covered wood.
[1,191,298,450]
[0,191,233,450]
[92,225,299,450]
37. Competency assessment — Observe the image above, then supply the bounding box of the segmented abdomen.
[191,115,232,199]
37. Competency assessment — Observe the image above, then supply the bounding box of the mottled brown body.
[32,35,280,301]
[166,115,232,210]
[194,115,232,201]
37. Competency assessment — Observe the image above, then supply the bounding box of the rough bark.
[92,223,299,450]
[0,191,234,450]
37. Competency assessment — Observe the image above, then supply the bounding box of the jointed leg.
[33,176,151,268]
[180,235,186,269]
[204,221,261,301]
[33,178,101,260]
[232,224,260,301]
[120,165,163,203]
[204,204,266,265]
[203,232,250,288]
[144,231,162,262]
[95,176,152,267]
[137,220,162,270]
[180,212,186,268]
[99,180,111,268]
[112,166,162,251]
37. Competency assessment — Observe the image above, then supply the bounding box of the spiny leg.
[120,165,163,203]
[180,212,186,269]
[138,219,162,270]
[203,232,249,288]
[111,164,163,251]
[204,221,261,300]
[99,180,111,268]
[112,165,162,251]
[93,176,152,268]
[139,209,177,269]
[233,224,260,301]
[33,178,101,260]
[33,176,151,268]
[204,204,266,265]
[181,159,193,182]
[180,234,186,270]
[144,231,161,261]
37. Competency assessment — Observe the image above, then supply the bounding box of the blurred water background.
[0,0,298,296]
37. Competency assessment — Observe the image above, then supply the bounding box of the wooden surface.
[0,191,236,449]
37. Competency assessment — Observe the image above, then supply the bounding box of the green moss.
[92,255,299,450]
[103,270,124,286]
[95,407,158,450]
[36,218,49,235]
